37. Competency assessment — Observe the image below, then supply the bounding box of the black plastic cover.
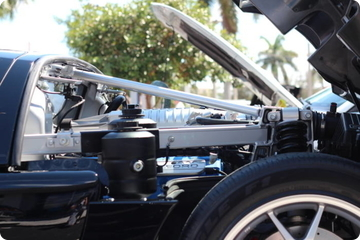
[321,112,360,159]
[238,0,360,100]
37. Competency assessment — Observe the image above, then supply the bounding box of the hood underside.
[239,0,360,103]
[151,3,303,108]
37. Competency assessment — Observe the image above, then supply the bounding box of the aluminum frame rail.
[22,124,267,156]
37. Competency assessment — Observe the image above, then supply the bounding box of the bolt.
[305,112,311,119]
[168,136,175,143]
[133,160,144,172]
[59,138,68,146]
[48,139,54,146]
[269,114,276,120]
[74,139,80,144]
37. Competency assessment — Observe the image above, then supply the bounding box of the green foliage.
[59,0,237,88]
[0,0,30,19]
[256,35,298,85]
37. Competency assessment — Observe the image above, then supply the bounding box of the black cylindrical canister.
[102,130,157,199]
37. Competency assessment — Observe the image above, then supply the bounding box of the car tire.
[180,152,360,240]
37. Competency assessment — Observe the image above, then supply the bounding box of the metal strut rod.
[72,70,261,117]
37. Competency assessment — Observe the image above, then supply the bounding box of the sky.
[0,0,313,85]
[0,0,131,54]
[228,6,313,83]
[0,0,78,54]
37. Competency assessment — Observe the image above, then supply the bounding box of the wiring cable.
[55,97,85,133]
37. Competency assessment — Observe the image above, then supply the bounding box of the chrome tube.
[73,70,261,116]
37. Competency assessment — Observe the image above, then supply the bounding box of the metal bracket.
[23,132,81,155]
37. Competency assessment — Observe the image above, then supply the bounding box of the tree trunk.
[145,94,153,109]
[224,81,232,99]
[212,80,217,98]
[306,44,313,97]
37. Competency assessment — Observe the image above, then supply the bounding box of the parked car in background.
[304,86,357,112]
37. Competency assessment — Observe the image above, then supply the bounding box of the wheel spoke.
[304,204,325,240]
[267,210,295,240]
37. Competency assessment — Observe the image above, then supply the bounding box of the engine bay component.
[102,129,157,199]
[275,121,308,153]
[102,107,158,199]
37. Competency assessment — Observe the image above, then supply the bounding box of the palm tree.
[199,0,238,34]
[256,35,298,85]
[0,0,30,19]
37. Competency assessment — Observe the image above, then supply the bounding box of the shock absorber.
[275,121,308,154]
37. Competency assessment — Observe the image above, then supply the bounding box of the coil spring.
[275,121,308,154]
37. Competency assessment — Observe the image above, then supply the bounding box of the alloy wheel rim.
[225,194,360,240]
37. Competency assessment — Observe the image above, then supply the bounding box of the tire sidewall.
[183,153,360,240]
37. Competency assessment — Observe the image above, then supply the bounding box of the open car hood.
[238,0,360,105]
[151,3,303,108]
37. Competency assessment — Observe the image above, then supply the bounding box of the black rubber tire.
[180,152,360,240]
